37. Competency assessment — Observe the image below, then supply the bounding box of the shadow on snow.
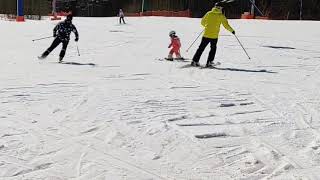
[180,64,276,73]
[262,45,295,50]
[59,61,96,66]
[213,67,276,73]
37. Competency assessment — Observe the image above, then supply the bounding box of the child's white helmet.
[169,30,176,36]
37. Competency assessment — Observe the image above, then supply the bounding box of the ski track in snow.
[1,17,320,179]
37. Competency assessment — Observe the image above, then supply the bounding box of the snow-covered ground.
[1,16,320,179]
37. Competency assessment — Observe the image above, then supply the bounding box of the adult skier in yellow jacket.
[191,2,235,67]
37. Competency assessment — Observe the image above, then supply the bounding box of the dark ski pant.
[42,37,69,60]
[119,17,125,24]
[192,37,218,64]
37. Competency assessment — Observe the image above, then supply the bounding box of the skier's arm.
[221,16,234,33]
[201,13,208,27]
[72,25,79,41]
[53,24,59,37]
[168,39,173,48]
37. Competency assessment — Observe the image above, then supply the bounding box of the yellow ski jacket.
[201,7,234,39]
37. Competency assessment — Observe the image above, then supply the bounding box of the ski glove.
[232,31,235,35]
[75,37,79,42]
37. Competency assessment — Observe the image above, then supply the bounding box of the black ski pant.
[192,37,218,64]
[119,17,125,24]
[42,37,69,59]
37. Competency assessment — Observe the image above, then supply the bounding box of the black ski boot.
[38,55,47,60]
[205,61,220,68]
[191,61,200,67]
[205,61,213,68]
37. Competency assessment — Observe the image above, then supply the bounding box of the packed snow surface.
[1,17,320,179]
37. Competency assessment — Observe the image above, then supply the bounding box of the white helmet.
[169,30,176,36]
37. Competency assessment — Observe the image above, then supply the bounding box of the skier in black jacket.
[39,14,79,62]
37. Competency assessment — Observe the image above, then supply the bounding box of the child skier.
[119,9,126,24]
[167,30,183,61]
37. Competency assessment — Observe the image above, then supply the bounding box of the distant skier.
[167,30,182,61]
[191,2,235,67]
[39,14,79,62]
[119,9,126,24]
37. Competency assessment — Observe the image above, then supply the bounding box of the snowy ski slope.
[0,17,320,179]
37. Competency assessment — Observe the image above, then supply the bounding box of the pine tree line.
[0,0,50,19]
[0,0,319,20]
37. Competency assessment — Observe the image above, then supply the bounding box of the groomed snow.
[1,16,320,179]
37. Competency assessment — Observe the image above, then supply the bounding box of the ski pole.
[247,0,265,16]
[233,34,251,60]
[186,30,204,52]
[76,43,80,56]
[32,36,53,42]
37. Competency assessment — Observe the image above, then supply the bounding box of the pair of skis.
[219,0,236,4]
[157,57,190,62]
[158,57,221,69]
[192,62,221,69]
[38,56,64,63]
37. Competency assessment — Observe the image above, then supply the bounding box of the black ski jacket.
[53,21,79,42]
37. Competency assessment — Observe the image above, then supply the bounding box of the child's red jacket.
[168,36,181,51]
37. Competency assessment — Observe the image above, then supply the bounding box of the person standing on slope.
[191,2,235,67]
[167,30,183,60]
[119,9,126,24]
[39,14,79,62]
